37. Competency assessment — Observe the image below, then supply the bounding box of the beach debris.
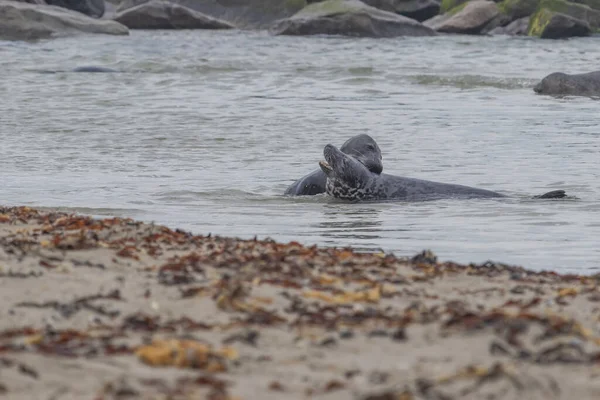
[135,339,237,371]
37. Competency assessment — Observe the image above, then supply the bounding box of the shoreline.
[1,205,599,399]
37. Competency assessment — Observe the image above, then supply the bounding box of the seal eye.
[367,145,375,151]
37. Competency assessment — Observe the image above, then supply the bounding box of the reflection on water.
[1,31,600,273]
[318,204,386,246]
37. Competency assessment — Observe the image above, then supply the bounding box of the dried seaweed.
[15,290,122,319]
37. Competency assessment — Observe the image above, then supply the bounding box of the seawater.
[2,31,599,273]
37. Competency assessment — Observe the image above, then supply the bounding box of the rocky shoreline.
[1,205,600,399]
[2,0,599,41]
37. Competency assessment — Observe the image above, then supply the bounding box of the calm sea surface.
[1,31,599,273]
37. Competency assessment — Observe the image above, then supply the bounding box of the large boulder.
[361,0,441,22]
[114,0,234,29]
[528,8,590,37]
[116,0,308,29]
[532,0,600,28]
[45,0,105,18]
[431,0,500,33]
[269,0,437,37]
[534,70,600,96]
[0,0,128,40]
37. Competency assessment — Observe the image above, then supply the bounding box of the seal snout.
[321,144,337,177]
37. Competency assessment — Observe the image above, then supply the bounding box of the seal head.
[339,134,383,174]
[320,144,375,201]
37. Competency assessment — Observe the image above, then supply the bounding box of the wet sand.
[1,205,600,400]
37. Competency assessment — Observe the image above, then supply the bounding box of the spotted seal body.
[284,134,383,196]
[320,144,566,202]
[534,70,600,97]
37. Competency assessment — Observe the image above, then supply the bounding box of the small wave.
[153,189,272,203]
[123,62,245,74]
[409,74,538,90]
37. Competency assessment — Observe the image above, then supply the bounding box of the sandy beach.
[1,205,600,399]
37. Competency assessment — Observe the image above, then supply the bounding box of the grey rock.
[361,0,441,22]
[116,0,308,29]
[540,12,590,38]
[114,0,234,29]
[270,0,437,37]
[0,0,128,40]
[489,16,529,35]
[423,12,450,28]
[46,0,105,18]
[435,0,500,34]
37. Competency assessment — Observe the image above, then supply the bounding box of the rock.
[528,7,591,37]
[534,70,600,96]
[434,0,500,34]
[45,0,105,18]
[440,0,469,13]
[269,0,437,37]
[0,0,128,40]
[533,0,600,28]
[361,0,441,22]
[114,0,234,29]
[489,15,529,33]
[572,0,600,10]
[497,0,539,20]
[116,0,308,29]
[116,0,147,11]
[480,11,511,32]
[423,12,451,27]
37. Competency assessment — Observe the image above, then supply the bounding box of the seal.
[319,144,566,202]
[534,70,600,97]
[284,134,383,196]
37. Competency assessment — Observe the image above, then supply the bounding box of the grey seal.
[284,134,383,196]
[534,70,600,97]
[319,144,566,202]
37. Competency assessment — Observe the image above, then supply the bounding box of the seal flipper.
[534,190,566,199]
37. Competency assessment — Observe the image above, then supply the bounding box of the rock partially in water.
[534,70,600,96]
[361,0,441,22]
[489,15,529,34]
[0,0,129,40]
[432,0,500,34]
[532,0,600,29]
[528,8,590,38]
[269,0,437,37]
[116,0,308,29]
[114,0,234,29]
[46,0,106,18]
